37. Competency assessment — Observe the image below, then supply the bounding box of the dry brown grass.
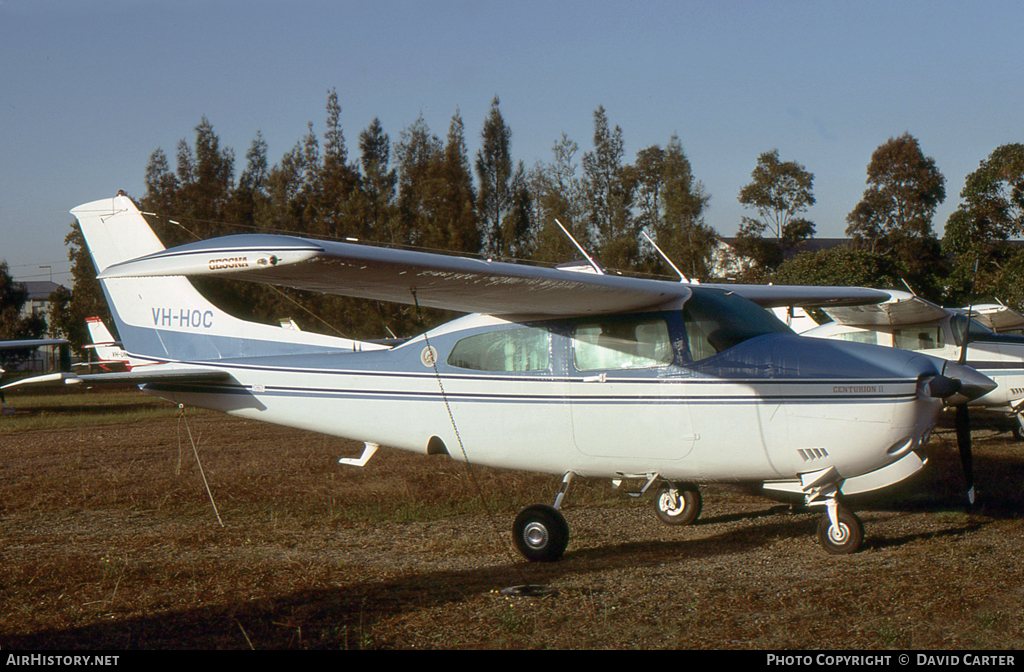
[3,390,1024,649]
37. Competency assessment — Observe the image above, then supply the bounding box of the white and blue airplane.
[6,193,995,559]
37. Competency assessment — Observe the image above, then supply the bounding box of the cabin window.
[836,330,883,346]
[572,318,672,371]
[894,326,945,351]
[447,327,550,372]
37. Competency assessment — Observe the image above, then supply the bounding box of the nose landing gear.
[817,502,864,555]
[802,468,864,555]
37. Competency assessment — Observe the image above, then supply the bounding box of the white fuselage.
[140,315,943,486]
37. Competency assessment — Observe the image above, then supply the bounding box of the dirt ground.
[2,394,1024,650]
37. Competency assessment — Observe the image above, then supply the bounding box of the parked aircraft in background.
[77,316,136,372]
[798,290,1024,503]
[801,291,1024,431]
[0,338,68,411]
[8,194,995,558]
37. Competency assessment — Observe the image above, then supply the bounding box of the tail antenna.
[641,230,692,284]
[554,219,604,275]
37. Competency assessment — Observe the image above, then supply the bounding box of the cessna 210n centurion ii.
[19,193,995,559]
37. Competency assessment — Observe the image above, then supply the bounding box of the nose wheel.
[816,505,863,555]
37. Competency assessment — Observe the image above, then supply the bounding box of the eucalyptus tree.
[529,133,587,264]
[943,143,1024,304]
[631,135,714,279]
[582,106,636,270]
[735,149,815,273]
[845,133,945,299]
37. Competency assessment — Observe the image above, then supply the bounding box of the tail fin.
[84,316,132,365]
[72,194,376,361]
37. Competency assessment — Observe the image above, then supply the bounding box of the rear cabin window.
[573,318,673,371]
[447,327,550,372]
[837,330,884,346]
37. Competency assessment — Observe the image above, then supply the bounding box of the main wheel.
[653,482,702,526]
[817,507,864,555]
[512,504,569,562]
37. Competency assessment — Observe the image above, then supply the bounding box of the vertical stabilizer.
[72,194,380,361]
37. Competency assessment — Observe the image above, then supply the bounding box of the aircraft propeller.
[955,259,980,506]
[924,359,992,506]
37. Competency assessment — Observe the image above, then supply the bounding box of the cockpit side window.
[572,318,672,371]
[894,326,945,351]
[681,288,791,362]
[447,327,550,372]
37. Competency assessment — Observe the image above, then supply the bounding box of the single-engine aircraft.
[797,290,1024,503]
[9,194,996,559]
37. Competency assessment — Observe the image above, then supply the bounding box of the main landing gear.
[512,472,573,562]
[653,481,703,526]
[614,473,704,527]
[511,473,707,562]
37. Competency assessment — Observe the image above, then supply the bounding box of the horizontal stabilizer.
[2,367,230,390]
[0,339,68,350]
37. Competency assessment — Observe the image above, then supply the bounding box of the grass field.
[2,389,1024,649]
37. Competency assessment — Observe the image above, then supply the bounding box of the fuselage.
[138,299,947,486]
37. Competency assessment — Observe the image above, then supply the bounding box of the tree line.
[40,89,1024,351]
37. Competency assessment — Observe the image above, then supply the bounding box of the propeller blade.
[954,404,975,505]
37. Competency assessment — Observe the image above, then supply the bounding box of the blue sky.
[1,0,1022,286]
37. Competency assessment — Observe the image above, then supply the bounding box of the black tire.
[512,504,569,562]
[653,482,702,526]
[817,507,864,555]
[1012,423,1024,442]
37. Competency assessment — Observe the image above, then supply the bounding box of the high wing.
[96,233,889,315]
[819,289,949,326]
[957,303,1024,333]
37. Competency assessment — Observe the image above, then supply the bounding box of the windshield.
[950,313,995,346]
[682,288,791,361]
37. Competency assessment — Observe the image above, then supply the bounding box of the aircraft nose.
[923,362,997,405]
